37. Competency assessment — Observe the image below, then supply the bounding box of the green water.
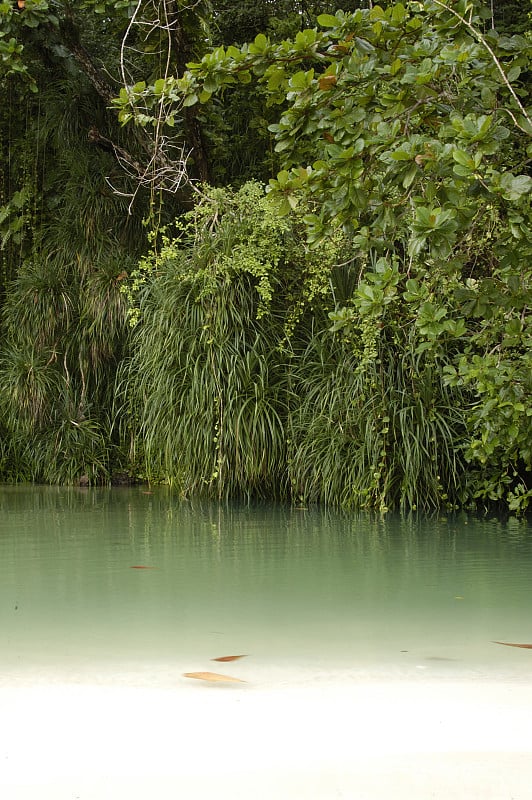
[1,486,531,686]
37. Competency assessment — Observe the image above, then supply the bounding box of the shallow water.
[1,485,531,686]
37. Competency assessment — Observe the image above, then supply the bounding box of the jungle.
[0,0,530,513]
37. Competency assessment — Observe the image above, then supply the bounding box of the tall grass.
[117,182,299,498]
[0,256,129,484]
[288,321,469,511]
[0,68,150,485]
[121,260,289,499]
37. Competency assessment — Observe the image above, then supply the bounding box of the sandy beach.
[2,668,532,799]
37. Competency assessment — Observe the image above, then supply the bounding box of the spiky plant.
[119,183,293,498]
[27,391,113,486]
[288,319,469,511]
[0,64,151,485]
[0,253,130,484]
[122,259,289,499]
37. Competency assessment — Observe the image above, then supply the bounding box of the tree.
[118,1,531,510]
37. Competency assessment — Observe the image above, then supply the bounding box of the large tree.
[119,0,531,511]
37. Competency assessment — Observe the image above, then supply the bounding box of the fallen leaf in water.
[183,671,246,683]
[211,654,248,662]
[493,641,532,649]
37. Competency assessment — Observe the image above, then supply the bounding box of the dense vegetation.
[0,1,530,513]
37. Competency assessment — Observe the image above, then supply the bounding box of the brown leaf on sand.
[183,671,246,683]
[211,654,248,662]
[493,641,532,649]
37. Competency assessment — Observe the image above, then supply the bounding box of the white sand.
[1,670,532,799]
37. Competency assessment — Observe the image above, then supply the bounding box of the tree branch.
[431,0,532,134]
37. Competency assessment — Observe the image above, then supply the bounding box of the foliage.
[120,180,473,511]
[1,1,530,513]
[289,315,468,511]
[491,0,532,36]
[119,183,297,498]
[117,1,531,512]
[0,253,130,485]
[0,2,170,484]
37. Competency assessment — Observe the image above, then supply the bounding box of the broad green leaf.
[317,14,339,27]
[402,164,418,188]
[250,33,268,54]
[369,5,385,19]
[289,69,314,90]
[182,93,198,107]
[506,65,521,82]
[355,37,375,53]
[499,174,532,201]
[391,3,407,23]
[274,138,294,153]
[453,149,475,169]
[390,150,412,161]
[390,58,402,75]
[295,29,317,48]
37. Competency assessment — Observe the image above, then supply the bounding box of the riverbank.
[2,671,531,799]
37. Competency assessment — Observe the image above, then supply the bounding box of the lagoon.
[1,486,531,798]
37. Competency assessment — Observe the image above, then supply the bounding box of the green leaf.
[295,29,317,48]
[390,150,412,161]
[499,174,532,201]
[369,5,385,20]
[182,93,198,107]
[391,3,407,23]
[355,37,375,54]
[289,70,313,90]
[274,138,294,153]
[390,58,402,76]
[249,33,268,54]
[317,14,339,27]
[402,164,418,189]
[452,149,475,169]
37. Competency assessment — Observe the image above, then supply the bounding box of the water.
[1,485,531,687]
[2,486,532,800]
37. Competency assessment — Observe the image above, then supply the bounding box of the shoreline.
[2,673,532,799]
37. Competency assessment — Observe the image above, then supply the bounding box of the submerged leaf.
[211,654,248,662]
[183,671,246,683]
